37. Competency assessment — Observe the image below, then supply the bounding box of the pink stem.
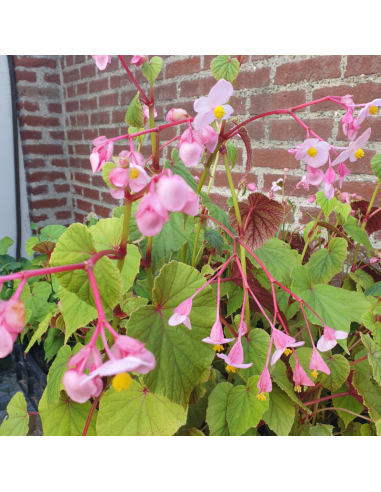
[1,263,87,283]
[145,136,182,165]
[118,55,150,105]
[299,303,316,347]
[100,324,115,361]
[87,268,106,322]
[13,278,27,299]
[105,321,120,339]
[304,392,350,407]
[190,254,237,300]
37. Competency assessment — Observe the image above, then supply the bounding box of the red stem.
[350,356,368,366]
[82,395,100,437]
[28,412,39,416]
[118,55,150,105]
[304,392,350,407]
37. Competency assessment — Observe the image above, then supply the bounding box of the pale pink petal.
[180,190,199,216]
[221,105,234,120]
[179,141,203,167]
[63,370,97,404]
[0,325,13,358]
[332,149,352,166]
[193,110,216,132]
[4,300,25,332]
[317,336,337,352]
[92,55,110,71]
[335,331,348,340]
[90,153,100,174]
[355,127,372,148]
[168,313,187,327]
[109,168,129,188]
[174,299,193,317]
[310,349,330,375]
[183,317,192,330]
[354,106,369,126]
[194,97,209,113]
[157,175,190,212]
[207,80,234,108]
[110,188,125,199]
[271,349,284,366]
[257,367,272,394]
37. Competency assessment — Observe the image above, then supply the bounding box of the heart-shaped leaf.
[211,55,240,83]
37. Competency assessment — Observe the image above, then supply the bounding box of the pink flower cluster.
[0,297,26,358]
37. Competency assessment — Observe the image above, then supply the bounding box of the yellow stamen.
[295,385,302,393]
[130,168,140,179]
[256,394,267,402]
[213,345,224,353]
[355,149,365,160]
[369,105,379,116]
[284,349,292,357]
[226,365,236,374]
[214,106,225,119]
[112,373,132,392]
[311,370,319,378]
[307,148,318,158]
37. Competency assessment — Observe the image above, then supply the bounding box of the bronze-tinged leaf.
[365,208,381,236]
[351,200,370,216]
[363,265,381,283]
[316,222,353,246]
[229,193,284,251]
[284,232,311,264]
[32,241,56,255]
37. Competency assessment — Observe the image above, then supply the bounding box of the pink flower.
[193,80,234,131]
[247,183,258,192]
[306,165,324,187]
[309,348,330,376]
[181,189,200,216]
[157,174,193,212]
[203,319,235,346]
[332,128,372,166]
[168,299,193,330]
[296,175,310,191]
[135,192,169,237]
[354,99,381,126]
[143,105,157,125]
[339,192,350,204]
[109,167,129,189]
[109,163,150,199]
[295,138,331,168]
[293,359,315,390]
[271,328,304,366]
[166,108,190,123]
[178,128,203,167]
[338,162,351,189]
[271,179,283,193]
[217,336,253,370]
[323,167,337,200]
[238,319,248,337]
[0,299,26,358]
[91,56,111,71]
[193,126,218,154]
[370,258,379,265]
[317,325,348,352]
[131,55,147,67]
[257,367,272,394]
[90,136,113,174]
[307,195,316,204]
[63,370,103,404]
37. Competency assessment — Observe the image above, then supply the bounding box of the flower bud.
[109,167,129,189]
[166,108,190,123]
[247,183,258,192]
[131,55,147,66]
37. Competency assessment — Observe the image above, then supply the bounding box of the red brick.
[63,68,80,84]
[93,204,112,218]
[166,56,201,79]
[18,101,39,112]
[66,100,79,112]
[27,184,48,195]
[17,86,59,100]
[80,98,97,111]
[30,213,48,223]
[270,118,333,141]
[92,176,105,187]
[155,83,177,100]
[75,55,86,64]
[15,70,37,83]
[101,192,116,205]
[90,112,110,125]
[77,82,88,96]
[340,181,381,207]
[77,114,89,126]
[180,77,215,98]
[81,64,96,79]
[99,93,119,107]
[75,144,91,155]
[235,67,271,90]
[24,158,45,169]
[19,115,61,127]
[112,109,126,124]
[230,96,247,116]
[27,170,66,183]
[299,207,322,225]
[32,197,67,209]
[77,198,92,212]
[44,73,60,85]
[275,56,341,86]
[68,130,82,140]
[23,144,63,155]
[250,90,306,114]
[74,212,86,222]
[337,116,381,142]
[110,74,126,89]
[20,130,42,140]
[52,158,68,168]
[247,121,266,140]
[75,173,91,184]
[83,129,98,140]
[48,103,62,113]
[55,210,72,220]
[14,56,56,69]
[89,78,109,93]
[208,193,230,212]
[346,56,381,77]
[50,131,65,140]
[67,85,76,98]
[83,188,100,200]
[251,55,274,62]
[54,183,70,193]
[120,89,140,105]
[66,56,74,67]
[252,148,301,169]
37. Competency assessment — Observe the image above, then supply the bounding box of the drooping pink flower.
[91,56,111,71]
[238,319,248,337]
[354,99,381,126]
[109,167,129,189]
[178,128,203,167]
[306,195,316,204]
[317,325,348,352]
[217,336,253,370]
[63,370,103,404]
[168,299,193,330]
[90,136,114,174]
[339,192,350,204]
[257,367,272,394]
[135,192,169,237]
[293,359,315,391]
[295,138,331,168]
[332,128,372,166]
[271,328,305,366]
[296,175,310,191]
[131,55,147,67]
[193,80,234,131]
[0,299,26,358]
[370,258,379,265]
[309,348,330,376]
[203,319,235,346]
[157,174,192,212]
[143,105,157,125]
[166,108,190,123]
[323,167,337,200]
[181,189,199,216]
[247,183,258,192]
[193,126,218,154]
[338,162,351,189]
[306,165,324,187]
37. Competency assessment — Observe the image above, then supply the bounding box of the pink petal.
[207,80,234,108]
[310,349,330,376]
[179,141,203,167]
[354,106,368,127]
[168,313,187,327]
[174,299,193,317]
[109,167,129,188]
[317,336,337,352]
[257,367,272,394]
[110,188,125,200]
[63,370,98,404]
[194,97,209,113]
[193,110,216,132]
[271,349,284,366]
[157,175,190,212]
[355,127,372,148]
[0,324,13,358]
[180,190,199,216]
[90,152,100,174]
[221,105,234,120]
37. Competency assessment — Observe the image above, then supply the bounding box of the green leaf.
[353,365,381,422]
[113,201,142,242]
[250,238,301,288]
[226,375,269,436]
[0,237,14,255]
[317,354,350,392]
[204,229,224,255]
[342,422,362,436]
[21,281,52,322]
[237,329,270,383]
[44,328,64,363]
[25,312,53,353]
[362,312,381,345]
[0,393,29,436]
[46,345,71,405]
[128,126,145,145]
[201,265,214,277]
[39,225,67,243]
[39,389,97,436]
[128,262,216,407]
[361,423,377,436]
[342,216,373,251]
[333,390,365,428]
[376,420,381,436]
[120,293,148,317]
[185,428,205,436]
[361,334,381,386]
[164,150,198,193]
[97,380,187,436]
[206,202,236,236]
[206,382,233,436]
[141,57,163,86]
[350,269,374,290]
[263,384,295,436]
[211,55,240,84]
[102,162,117,189]
[309,424,334,436]
[125,92,144,128]
[25,237,39,258]
[59,287,97,343]
[316,191,337,218]
[365,282,381,297]
[226,141,238,168]
[307,238,347,285]
[335,201,351,221]
[371,154,381,180]
[227,288,244,317]
[270,360,311,413]
[50,223,123,311]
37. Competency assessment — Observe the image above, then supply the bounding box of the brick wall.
[14,55,381,238]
